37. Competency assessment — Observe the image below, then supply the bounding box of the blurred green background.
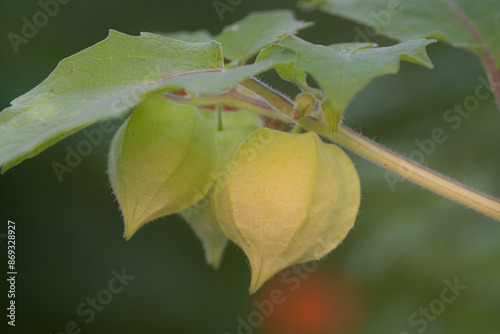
[1,0,499,333]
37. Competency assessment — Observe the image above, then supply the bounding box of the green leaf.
[253,43,377,90]
[0,30,291,171]
[162,10,312,63]
[1,126,84,173]
[256,45,307,87]
[308,0,500,67]
[214,10,313,62]
[279,34,435,113]
[0,30,223,170]
[160,29,214,43]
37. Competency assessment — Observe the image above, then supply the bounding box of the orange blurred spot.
[290,291,329,330]
[256,268,364,334]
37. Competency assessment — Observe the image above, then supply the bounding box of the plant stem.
[163,78,500,221]
[216,104,224,131]
[292,124,303,134]
[302,118,500,221]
